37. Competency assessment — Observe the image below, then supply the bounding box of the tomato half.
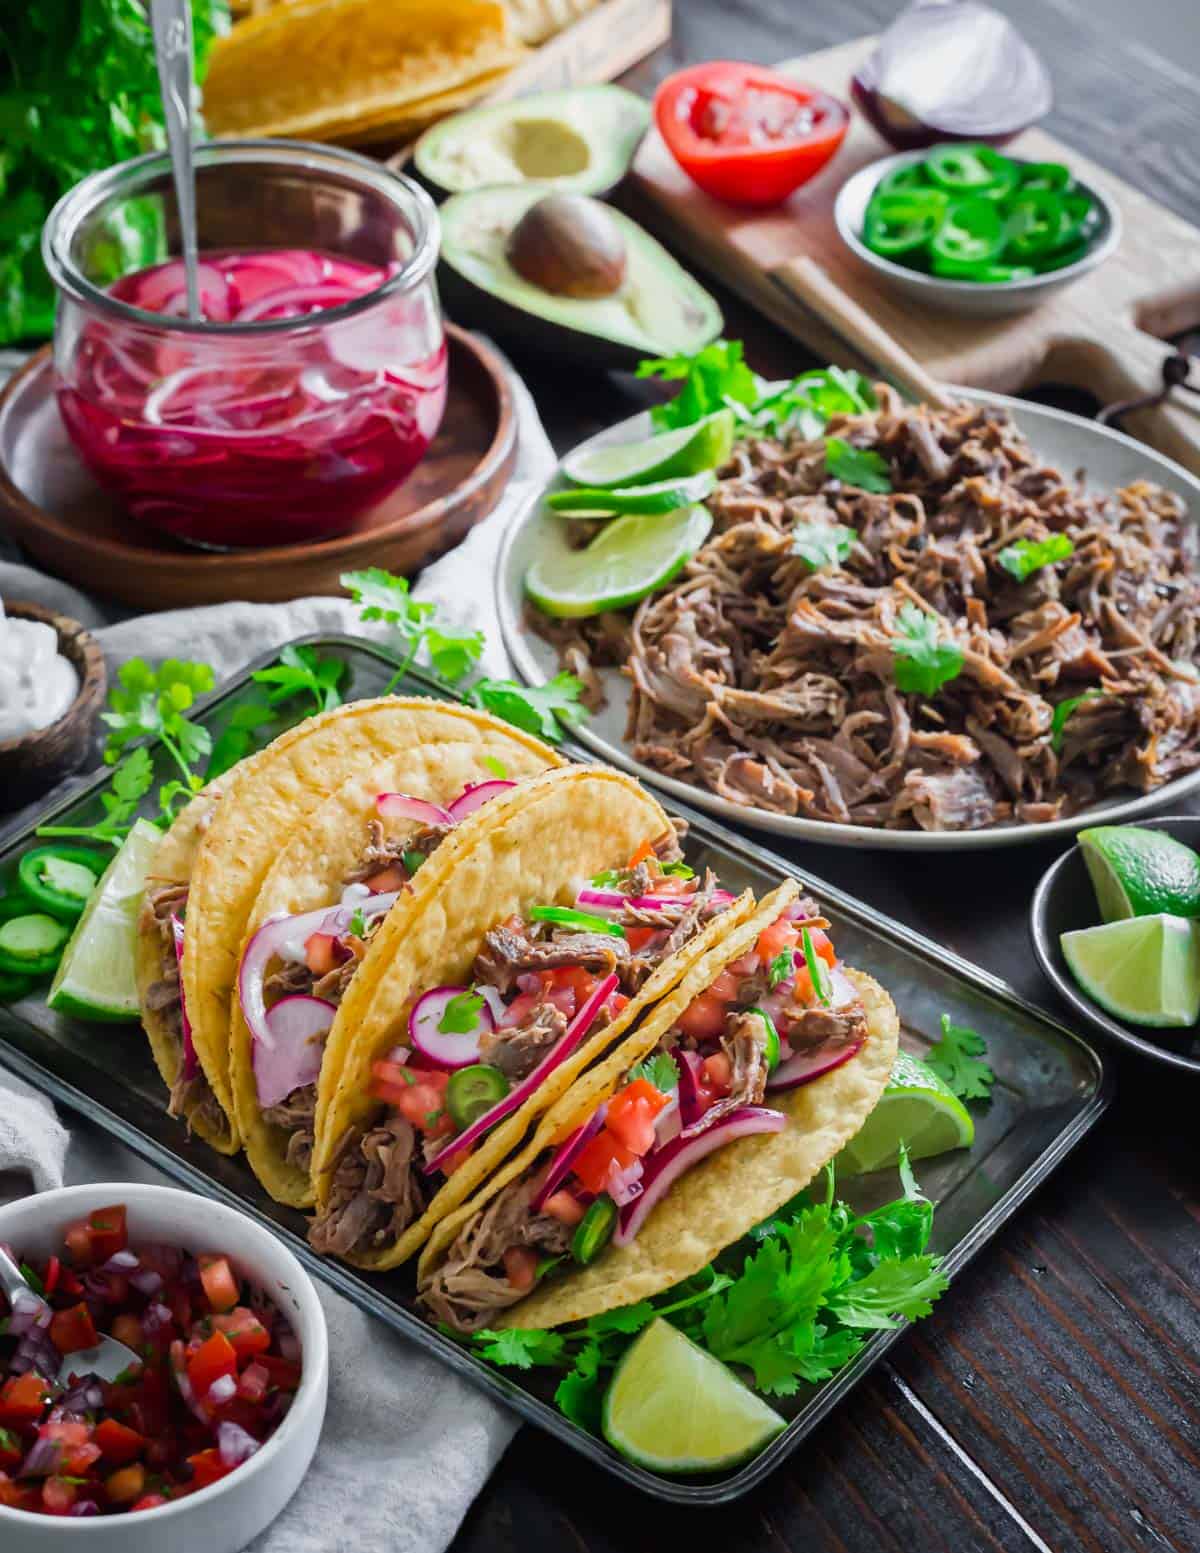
[654,62,849,207]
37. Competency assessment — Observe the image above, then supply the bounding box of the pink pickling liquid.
[56,249,448,549]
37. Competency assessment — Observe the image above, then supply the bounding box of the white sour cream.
[0,602,79,743]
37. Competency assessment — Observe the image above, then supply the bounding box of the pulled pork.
[308,1116,426,1258]
[533,391,1200,830]
[261,1082,318,1173]
[343,818,450,883]
[481,1003,568,1082]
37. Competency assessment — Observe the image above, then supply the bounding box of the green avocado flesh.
[414,84,650,197]
[438,186,723,361]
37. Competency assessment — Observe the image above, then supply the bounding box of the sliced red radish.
[767,1039,863,1094]
[613,1107,785,1247]
[422,972,619,1176]
[170,916,198,1081]
[408,985,495,1069]
[253,995,335,1108]
[446,780,516,821]
[530,1103,608,1212]
[375,792,453,826]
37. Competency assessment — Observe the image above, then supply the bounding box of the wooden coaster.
[0,325,516,610]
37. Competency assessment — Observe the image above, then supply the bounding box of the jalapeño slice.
[17,846,104,922]
[572,1196,617,1265]
[926,143,1018,198]
[0,913,71,977]
[446,1065,511,1131]
[864,190,948,257]
[529,905,626,938]
[929,197,1006,267]
[747,1007,781,1071]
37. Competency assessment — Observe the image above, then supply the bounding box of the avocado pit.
[505,193,628,299]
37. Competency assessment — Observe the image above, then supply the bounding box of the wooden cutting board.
[627,35,1200,474]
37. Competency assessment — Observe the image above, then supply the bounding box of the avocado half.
[437,186,723,371]
[414,85,650,199]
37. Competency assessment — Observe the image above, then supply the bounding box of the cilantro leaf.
[251,644,344,714]
[826,1256,950,1329]
[40,745,156,847]
[482,755,509,780]
[998,533,1075,583]
[469,673,586,745]
[340,568,435,638]
[402,850,426,875]
[659,860,694,878]
[1050,688,1103,754]
[926,1014,994,1102]
[825,437,892,494]
[555,1365,606,1433]
[637,339,761,430]
[768,949,795,989]
[438,990,484,1035]
[891,603,964,696]
[625,1052,679,1093]
[792,522,857,573]
[206,700,275,781]
[348,906,368,939]
[425,625,485,684]
[470,1328,566,1370]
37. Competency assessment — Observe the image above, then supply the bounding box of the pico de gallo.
[419,890,871,1332]
[308,833,737,1262]
[0,1205,301,1518]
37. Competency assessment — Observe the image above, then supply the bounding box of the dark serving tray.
[0,637,1112,1504]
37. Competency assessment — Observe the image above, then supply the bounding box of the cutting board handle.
[772,256,956,410]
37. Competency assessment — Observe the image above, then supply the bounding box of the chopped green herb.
[768,948,796,989]
[792,522,857,573]
[438,990,485,1034]
[482,755,509,780]
[998,533,1075,582]
[927,1014,994,1102]
[251,644,344,715]
[659,860,695,879]
[468,672,587,745]
[589,869,622,887]
[825,437,892,494]
[625,1052,679,1093]
[891,603,964,696]
[1050,688,1103,753]
[348,906,368,939]
[18,1262,43,1295]
[637,339,761,431]
[402,850,426,875]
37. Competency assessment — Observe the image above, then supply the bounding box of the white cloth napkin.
[0,359,557,1551]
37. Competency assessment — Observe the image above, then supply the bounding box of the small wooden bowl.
[0,600,107,812]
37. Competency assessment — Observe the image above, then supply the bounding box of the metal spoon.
[0,1244,139,1385]
[150,0,202,321]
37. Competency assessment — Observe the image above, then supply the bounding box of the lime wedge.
[561,409,734,488]
[1078,825,1200,922]
[546,469,717,517]
[525,505,712,619]
[47,819,162,1022]
[1061,913,1200,1027]
[602,1318,784,1474]
[839,1050,974,1176]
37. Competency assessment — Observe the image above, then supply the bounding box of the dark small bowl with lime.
[1030,816,1200,1073]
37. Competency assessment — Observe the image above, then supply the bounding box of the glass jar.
[43,140,447,550]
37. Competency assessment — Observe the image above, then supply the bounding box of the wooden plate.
[0,326,516,609]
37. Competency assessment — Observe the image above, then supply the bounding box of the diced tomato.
[364,863,407,892]
[756,918,800,966]
[395,1080,452,1134]
[0,1471,38,1511]
[256,1354,301,1392]
[496,988,540,1030]
[607,991,630,1017]
[0,1372,49,1425]
[87,1204,128,1261]
[607,1079,670,1155]
[188,1447,234,1490]
[572,1129,638,1195]
[94,1418,145,1465]
[628,838,655,868]
[237,1362,270,1404]
[198,1255,240,1315]
[211,1308,271,1363]
[436,1140,474,1176]
[542,1191,586,1226]
[112,1312,144,1350]
[41,1476,78,1515]
[369,1058,416,1106]
[625,926,658,952]
[42,1256,61,1296]
[502,1247,539,1291]
[63,1218,93,1267]
[676,993,725,1042]
[0,1427,21,1471]
[105,1463,146,1504]
[304,931,340,976]
[186,1329,238,1401]
[49,1301,99,1354]
[42,1418,101,1475]
[131,1493,168,1511]
[701,1051,734,1093]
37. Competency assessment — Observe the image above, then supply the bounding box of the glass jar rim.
[41,138,441,337]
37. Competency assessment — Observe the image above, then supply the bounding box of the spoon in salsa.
[0,1244,140,1384]
[149,0,202,321]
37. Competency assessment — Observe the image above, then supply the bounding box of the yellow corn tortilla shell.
[232,740,557,1208]
[311,765,759,1268]
[504,0,599,46]
[204,0,525,141]
[418,883,899,1327]
[329,70,514,147]
[184,697,564,1154]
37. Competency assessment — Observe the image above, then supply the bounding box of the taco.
[137,697,564,1152]
[307,764,759,1268]
[415,881,898,1332]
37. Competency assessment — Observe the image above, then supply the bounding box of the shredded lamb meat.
[533,391,1200,830]
[308,1116,426,1258]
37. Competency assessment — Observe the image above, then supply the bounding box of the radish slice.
[613,1107,785,1247]
[409,985,495,1069]
[422,972,619,1175]
[767,1039,863,1093]
[530,1103,608,1212]
[375,792,454,826]
[253,995,335,1107]
[170,916,198,1081]
[446,780,516,821]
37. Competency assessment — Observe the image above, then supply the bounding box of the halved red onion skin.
[422,972,620,1176]
[375,792,454,827]
[408,985,494,1070]
[253,995,335,1108]
[170,915,198,1081]
[446,780,516,821]
[613,1107,786,1247]
[529,1102,608,1213]
[767,1039,863,1094]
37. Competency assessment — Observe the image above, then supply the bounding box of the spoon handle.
[0,1243,32,1305]
[150,0,202,322]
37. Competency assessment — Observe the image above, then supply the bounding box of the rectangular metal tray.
[0,637,1112,1503]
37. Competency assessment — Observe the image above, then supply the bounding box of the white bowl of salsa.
[0,1183,328,1553]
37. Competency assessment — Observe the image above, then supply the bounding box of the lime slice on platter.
[602,1318,785,1474]
[47,819,162,1022]
[839,1050,974,1176]
[525,504,712,619]
[546,468,717,517]
[560,408,734,489]
[1061,913,1200,1028]
[1078,825,1200,922]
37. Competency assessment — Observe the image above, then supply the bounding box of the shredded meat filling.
[308,1116,426,1258]
[481,1003,569,1081]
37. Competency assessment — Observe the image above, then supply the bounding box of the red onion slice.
[613,1106,786,1247]
[676,1049,707,1126]
[422,972,619,1176]
[218,1421,262,1466]
[253,995,335,1108]
[605,1155,645,1207]
[530,1102,608,1212]
[375,792,454,826]
[767,1039,864,1094]
[170,915,198,1081]
[446,779,516,821]
[408,985,495,1069]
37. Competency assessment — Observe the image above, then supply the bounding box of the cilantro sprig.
[467,675,586,745]
[251,644,345,715]
[891,603,964,697]
[37,747,154,846]
[768,948,796,989]
[1050,688,1103,754]
[825,437,892,494]
[625,1052,679,1093]
[927,1015,994,1103]
[792,522,857,573]
[998,533,1075,583]
[438,990,485,1035]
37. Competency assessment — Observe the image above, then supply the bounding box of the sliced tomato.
[86,1204,128,1261]
[304,931,340,976]
[607,1078,671,1155]
[502,1247,539,1291]
[94,1417,145,1465]
[211,1307,271,1363]
[676,969,741,1042]
[49,1301,99,1354]
[572,1130,638,1195]
[186,1329,238,1401]
[188,1447,234,1490]
[199,1254,240,1314]
[625,925,658,952]
[0,1372,49,1425]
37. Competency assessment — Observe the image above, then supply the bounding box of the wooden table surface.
[451,4,1200,1551]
